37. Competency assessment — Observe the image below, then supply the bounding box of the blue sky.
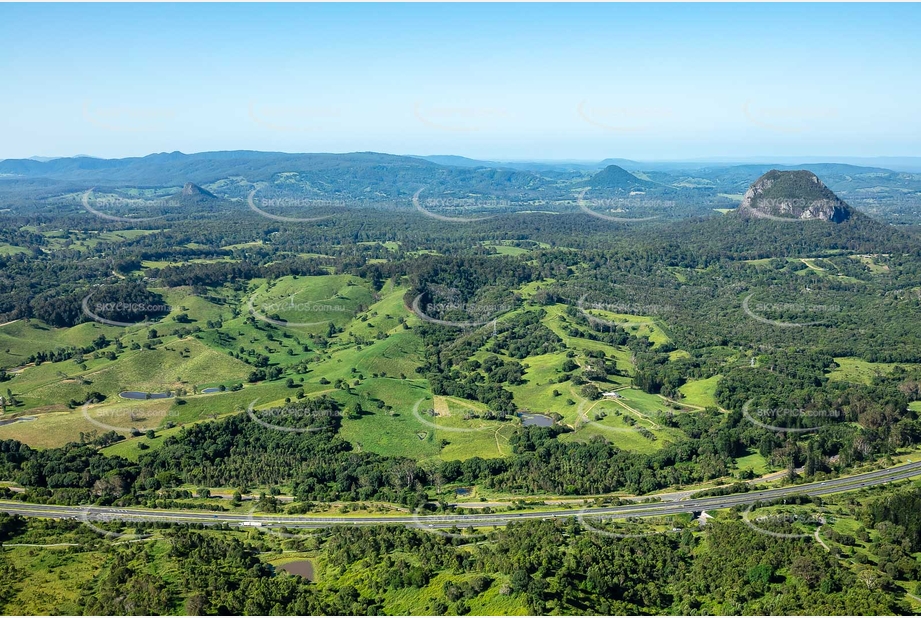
[1,3,919,161]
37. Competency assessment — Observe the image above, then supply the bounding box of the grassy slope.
[827,357,916,385]
[678,375,722,409]
[4,279,695,461]
[2,547,106,614]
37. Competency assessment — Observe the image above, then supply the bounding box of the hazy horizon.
[2,3,920,161]
[10,150,921,169]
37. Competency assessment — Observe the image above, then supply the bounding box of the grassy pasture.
[827,357,911,385]
[37,228,159,252]
[0,243,29,255]
[506,352,584,417]
[734,450,770,475]
[0,408,100,447]
[484,243,529,256]
[336,383,518,462]
[4,274,702,461]
[0,319,124,368]
[539,303,669,351]
[514,279,556,300]
[849,253,890,274]
[1,333,252,437]
[1,546,105,614]
[248,274,373,330]
[336,384,442,460]
[538,305,637,373]
[141,257,239,270]
[561,394,681,454]
[678,375,722,409]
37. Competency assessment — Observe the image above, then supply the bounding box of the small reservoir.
[520,413,553,427]
[119,391,174,400]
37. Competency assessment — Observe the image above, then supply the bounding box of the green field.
[0,243,29,256]
[0,319,125,368]
[827,357,910,385]
[0,278,431,449]
[247,274,373,329]
[849,253,890,274]
[678,375,722,409]
[734,449,770,476]
[31,228,160,252]
[0,277,689,454]
[2,545,106,614]
[3,336,250,411]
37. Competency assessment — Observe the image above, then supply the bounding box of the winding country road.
[2,460,921,531]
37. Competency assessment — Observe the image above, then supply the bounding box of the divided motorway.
[2,460,921,531]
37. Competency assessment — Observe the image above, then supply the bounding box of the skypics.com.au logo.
[79,507,153,543]
[741,399,841,434]
[577,506,685,540]
[411,286,514,330]
[413,102,509,134]
[577,99,673,133]
[742,98,838,135]
[246,400,344,434]
[412,188,497,223]
[742,197,845,223]
[576,293,672,330]
[576,189,664,223]
[82,189,170,223]
[82,100,176,134]
[248,101,341,133]
[81,401,178,434]
[742,503,831,543]
[247,293,350,329]
[742,293,841,328]
[247,188,341,223]
[410,398,503,435]
[81,289,172,328]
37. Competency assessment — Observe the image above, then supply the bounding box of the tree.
[346,401,363,420]
[580,384,601,401]
[510,569,531,593]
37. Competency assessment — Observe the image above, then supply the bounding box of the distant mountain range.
[1,150,919,223]
[414,155,921,174]
[0,151,545,199]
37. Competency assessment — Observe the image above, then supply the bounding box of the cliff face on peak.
[180,182,216,198]
[174,182,219,205]
[737,170,853,222]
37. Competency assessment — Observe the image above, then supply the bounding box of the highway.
[2,460,920,531]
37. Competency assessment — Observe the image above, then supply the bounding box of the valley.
[2,161,921,616]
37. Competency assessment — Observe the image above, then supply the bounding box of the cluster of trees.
[2,508,914,615]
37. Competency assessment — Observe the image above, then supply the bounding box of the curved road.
[2,460,921,531]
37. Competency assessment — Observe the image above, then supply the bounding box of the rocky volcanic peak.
[737,170,852,222]
[588,164,655,190]
[174,182,219,206]
[180,182,216,198]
